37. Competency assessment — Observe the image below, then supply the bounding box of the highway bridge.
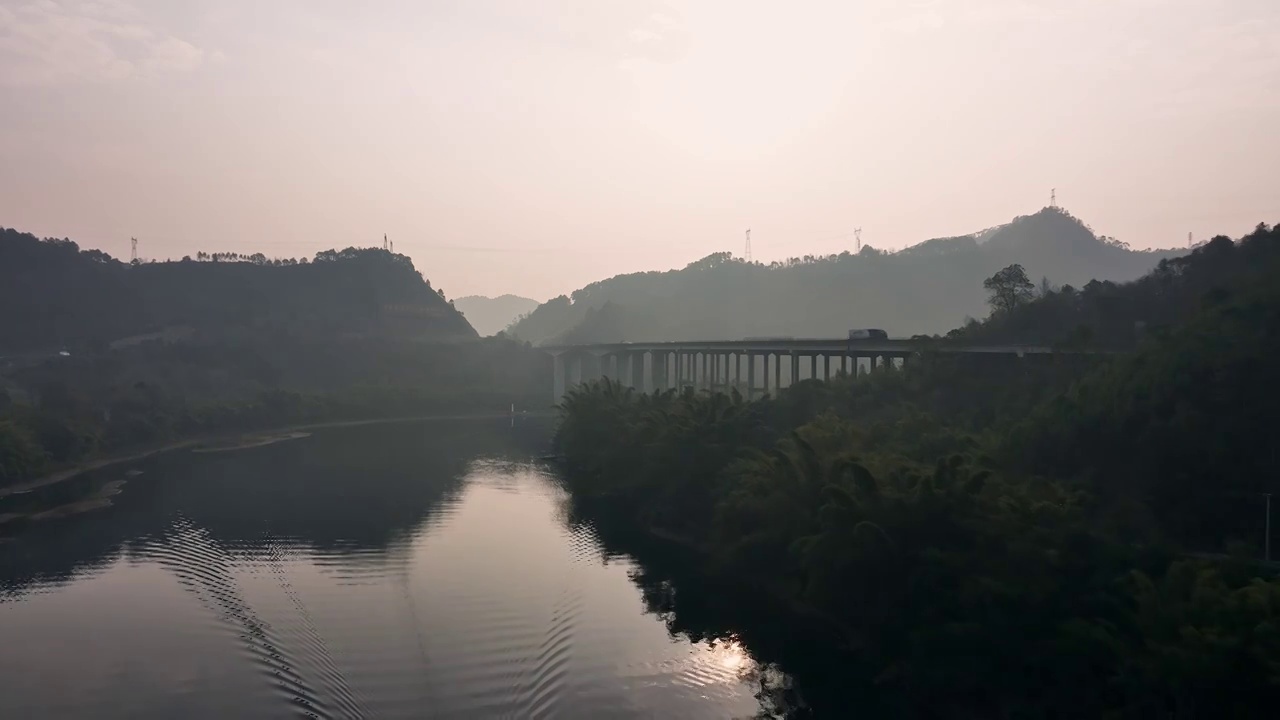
[541,338,1091,403]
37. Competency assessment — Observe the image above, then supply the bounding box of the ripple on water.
[1,449,779,720]
[133,517,367,719]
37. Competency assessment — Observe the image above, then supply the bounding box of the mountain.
[0,227,476,354]
[509,207,1185,345]
[453,294,540,336]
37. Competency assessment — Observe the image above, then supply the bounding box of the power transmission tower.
[1188,232,1193,248]
[130,237,138,262]
[383,234,388,251]
[854,227,862,253]
[1050,188,1057,208]
[744,229,752,262]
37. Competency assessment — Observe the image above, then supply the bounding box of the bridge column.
[651,351,665,392]
[790,351,799,386]
[747,352,757,400]
[701,352,709,390]
[589,353,604,384]
[822,354,831,381]
[569,353,582,387]
[630,351,646,391]
[552,353,567,404]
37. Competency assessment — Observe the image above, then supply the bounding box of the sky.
[2,0,1277,301]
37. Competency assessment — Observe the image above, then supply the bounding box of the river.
[0,419,812,719]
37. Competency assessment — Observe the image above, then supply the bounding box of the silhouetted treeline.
[0,227,475,354]
[511,207,1183,344]
[552,221,1280,717]
[0,335,550,487]
[0,225,557,487]
[951,222,1280,348]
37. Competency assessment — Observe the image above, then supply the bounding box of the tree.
[1038,276,1055,298]
[983,264,1035,314]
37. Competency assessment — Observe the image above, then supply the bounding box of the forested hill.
[953,221,1280,347]
[510,207,1183,345]
[0,227,476,354]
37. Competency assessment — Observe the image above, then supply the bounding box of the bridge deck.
[541,338,1070,356]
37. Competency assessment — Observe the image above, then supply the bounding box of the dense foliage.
[553,222,1280,717]
[955,222,1280,347]
[0,226,475,355]
[0,336,550,488]
[0,225,548,488]
[512,207,1180,344]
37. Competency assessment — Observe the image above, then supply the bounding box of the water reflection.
[560,499,885,719]
[0,419,795,719]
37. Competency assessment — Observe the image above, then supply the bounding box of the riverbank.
[552,378,1280,717]
[1,410,552,502]
[636,522,860,647]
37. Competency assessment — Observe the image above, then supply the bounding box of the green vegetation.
[553,222,1280,716]
[0,226,474,355]
[512,207,1181,344]
[0,227,548,488]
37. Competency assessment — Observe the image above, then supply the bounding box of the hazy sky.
[2,0,1277,300]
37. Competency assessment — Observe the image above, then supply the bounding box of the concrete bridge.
[543,338,1078,403]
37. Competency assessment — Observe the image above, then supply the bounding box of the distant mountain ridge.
[0,226,476,354]
[453,294,540,336]
[509,207,1185,345]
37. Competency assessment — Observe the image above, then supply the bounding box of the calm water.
[0,420,800,719]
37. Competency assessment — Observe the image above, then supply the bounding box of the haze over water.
[0,420,787,719]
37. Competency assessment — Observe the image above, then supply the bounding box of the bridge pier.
[546,339,1072,405]
[552,354,566,404]
[635,352,646,391]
